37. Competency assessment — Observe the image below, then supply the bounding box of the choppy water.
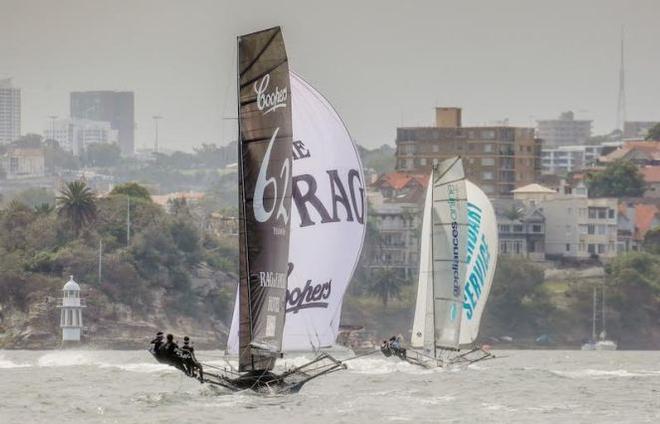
[1,350,659,423]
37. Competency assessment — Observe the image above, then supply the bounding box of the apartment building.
[395,107,538,197]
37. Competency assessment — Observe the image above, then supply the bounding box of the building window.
[484,144,493,153]
[513,225,523,233]
[432,145,439,153]
[598,244,606,254]
[587,224,595,235]
[588,244,596,254]
[420,158,427,166]
[597,225,606,235]
[608,209,615,219]
[482,171,494,180]
[481,158,495,166]
[532,224,542,233]
[499,224,510,233]
[481,130,496,140]
[565,243,570,252]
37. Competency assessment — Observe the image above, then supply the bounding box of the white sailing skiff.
[399,157,498,368]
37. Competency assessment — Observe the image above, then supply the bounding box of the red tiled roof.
[601,141,660,163]
[641,166,660,183]
[372,172,429,190]
[635,203,659,240]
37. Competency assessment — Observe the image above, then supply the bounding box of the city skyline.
[1,0,659,151]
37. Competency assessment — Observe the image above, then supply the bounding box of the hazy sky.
[1,0,659,151]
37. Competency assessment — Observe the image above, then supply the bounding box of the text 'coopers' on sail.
[237,26,293,372]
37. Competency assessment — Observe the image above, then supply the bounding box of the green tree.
[33,203,55,215]
[585,159,646,198]
[44,139,80,171]
[84,143,121,167]
[503,205,524,220]
[645,123,660,141]
[643,227,660,254]
[606,252,660,348]
[12,188,55,209]
[110,182,152,201]
[369,267,403,307]
[483,257,553,336]
[57,181,97,235]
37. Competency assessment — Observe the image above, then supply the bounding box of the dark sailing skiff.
[149,26,344,394]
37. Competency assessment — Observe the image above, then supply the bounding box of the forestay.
[410,170,434,352]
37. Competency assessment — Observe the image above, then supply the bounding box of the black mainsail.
[237,27,293,372]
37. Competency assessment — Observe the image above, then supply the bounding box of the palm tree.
[504,205,524,221]
[369,267,404,308]
[34,202,54,215]
[57,180,97,235]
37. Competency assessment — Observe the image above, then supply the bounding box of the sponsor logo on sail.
[285,279,332,313]
[253,127,291,228]
[447,183,461,297]
[254,74,288,114]
[463,235,491,320]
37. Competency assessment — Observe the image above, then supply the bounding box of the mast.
[592,286,597,341]
[236,27,293,372]
[601,285,607,339]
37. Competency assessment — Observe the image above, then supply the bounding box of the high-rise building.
[395,107,538,197]
[0,78,21,144]
[536,111,592,147]
[541,144,602,175]
[70,91,134,155]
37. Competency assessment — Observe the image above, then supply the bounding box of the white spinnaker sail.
[228,71,366,353]
[459,180,498,345]
[431,157,468,351]
[410,170,434,351]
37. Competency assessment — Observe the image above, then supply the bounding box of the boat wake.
[550,368,660,379]
[0,354,30,369]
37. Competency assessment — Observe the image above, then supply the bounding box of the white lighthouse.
[58,275,85,343]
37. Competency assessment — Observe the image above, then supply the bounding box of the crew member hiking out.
[181,336,204,382]
[149,331,166,362]
[160,333,186,373]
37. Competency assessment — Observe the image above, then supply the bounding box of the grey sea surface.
[0,350,658,423]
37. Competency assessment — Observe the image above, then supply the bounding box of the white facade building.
[45,118,118,155]
[0,78,20,143]
[541,192,618,260]
[541,144,602,175]
[58,276,85,342]
[0,147,45,179]
[537,111,592,147]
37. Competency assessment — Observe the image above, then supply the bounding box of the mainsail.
[431,157,468,351]
[459,180,498,345]
[237,27,293,372]
[229,72,366,352]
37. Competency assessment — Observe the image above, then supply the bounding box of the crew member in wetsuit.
[161,333,186,373]
[388,336,407,360]
[181,336,204,382]
[380,339,393,357]
[150,331,164,353]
